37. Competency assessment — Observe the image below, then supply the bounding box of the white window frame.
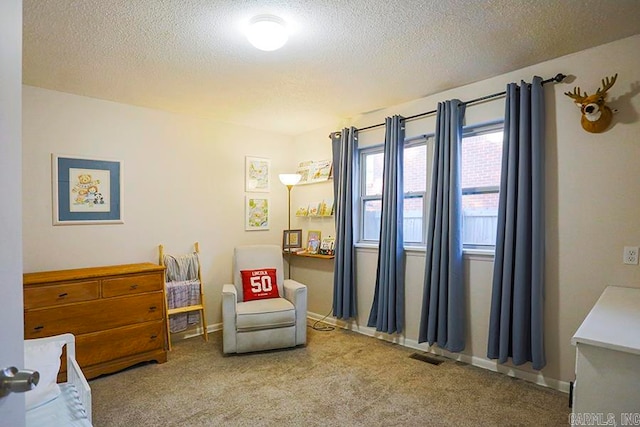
[358,135,429,245]
[461,120,504,250]
[355,122,503,251]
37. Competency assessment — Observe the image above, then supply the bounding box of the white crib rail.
[67,354,92,423]
[25,332,92,424]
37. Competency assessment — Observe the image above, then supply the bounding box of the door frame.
[0,0,24,426]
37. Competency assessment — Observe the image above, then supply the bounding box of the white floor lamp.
[279,173,302,279]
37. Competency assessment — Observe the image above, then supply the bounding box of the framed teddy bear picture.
[52,154,123,225]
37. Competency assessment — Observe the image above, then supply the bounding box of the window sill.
[355,243,495,260]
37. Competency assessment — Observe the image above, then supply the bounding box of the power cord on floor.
[309,308,335,332]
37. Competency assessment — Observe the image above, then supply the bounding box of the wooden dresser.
[23,263,167,379]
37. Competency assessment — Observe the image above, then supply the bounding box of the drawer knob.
[129,284,138,290]
[150,335,158,340]
[57,292,68,298]
[149,306,157,311]
[33,326,44,332]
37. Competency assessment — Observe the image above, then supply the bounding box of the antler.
[564,87,588,103]
[596,73,618,95]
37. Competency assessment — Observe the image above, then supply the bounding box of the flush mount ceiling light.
[246,15,288,51]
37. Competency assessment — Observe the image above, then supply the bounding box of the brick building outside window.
[359,122,503,249]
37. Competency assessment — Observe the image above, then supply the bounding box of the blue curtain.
[331,128,358,319]
[418,100,466,352]
[487,77,546,370]
[367,116,405,333]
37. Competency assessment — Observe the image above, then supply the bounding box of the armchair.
[222,244,307,354]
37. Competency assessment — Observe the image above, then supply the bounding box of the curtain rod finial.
[554,73,567,83]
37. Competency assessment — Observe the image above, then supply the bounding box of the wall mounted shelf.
[285,251,334,260]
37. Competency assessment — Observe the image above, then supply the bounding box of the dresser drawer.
[25,292,164,338]
[102,272,163,298]
[24,280,100,309]
[75,320,165,367]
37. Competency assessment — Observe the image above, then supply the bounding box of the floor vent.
[409,352,444,365]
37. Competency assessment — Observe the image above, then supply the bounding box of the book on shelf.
[284,247,306,253]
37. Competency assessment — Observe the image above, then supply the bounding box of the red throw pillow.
[240,268,280,301]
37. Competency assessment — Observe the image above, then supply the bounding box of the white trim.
[404,245,426,254]
[354,243,378,251]
[356,244,495,260]
[172,322,223,342]
[463,249,495,261]
[179,313,569,394]
[307,310,570,394]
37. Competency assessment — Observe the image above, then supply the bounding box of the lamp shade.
[279,173,302,186]
[246,15,288,51]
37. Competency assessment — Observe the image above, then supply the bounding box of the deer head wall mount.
[564,74,618,133]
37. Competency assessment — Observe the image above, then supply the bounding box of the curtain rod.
[332,73,567,135]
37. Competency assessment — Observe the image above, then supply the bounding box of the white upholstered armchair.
[222,245,307,354]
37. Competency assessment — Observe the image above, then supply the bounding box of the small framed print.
[245,196,269,231]
[306,230,321,254]
[283,229,303,250]
[320,237,335,255]
[52,154,123,225]
[245,156,271,192]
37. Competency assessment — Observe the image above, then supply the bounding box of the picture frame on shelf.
[319,236,335,256]
[52,154,123,225]
[307,239,320,254]
[283,229,303,251]
[306,230,321,254]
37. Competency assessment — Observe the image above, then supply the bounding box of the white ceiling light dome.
[246,15,289,51]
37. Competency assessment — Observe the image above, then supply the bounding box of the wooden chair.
[159,242,208,350]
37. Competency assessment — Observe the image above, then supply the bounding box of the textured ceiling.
[23,0,640,135]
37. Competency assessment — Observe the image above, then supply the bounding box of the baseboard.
[174,312,569,393]
[307,310,571,394]
[173,322,223,341]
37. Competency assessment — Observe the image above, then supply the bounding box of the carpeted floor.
[90,326,569,426]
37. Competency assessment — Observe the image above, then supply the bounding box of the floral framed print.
[52,154,123,225]
[245,196,269,231]
[245,156,271,193]
[283,229,303,250]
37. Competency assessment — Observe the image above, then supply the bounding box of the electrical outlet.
[623,246,639,265]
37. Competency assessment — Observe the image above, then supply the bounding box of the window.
[357,122,503,249]
[360,139,427,244]
[461,123,503,249]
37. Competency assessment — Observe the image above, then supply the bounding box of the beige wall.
[293,34,640,387]
[287,125,339,315]
[22,86,297,328]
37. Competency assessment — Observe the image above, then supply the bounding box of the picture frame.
[245,156,271,192]
[306,230,321,254]
[320,237,336,255]
[245,196,269,231]
[282,229,303,250]
[52,154,123,225]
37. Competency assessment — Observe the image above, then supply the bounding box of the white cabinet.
[571,286,640,421]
